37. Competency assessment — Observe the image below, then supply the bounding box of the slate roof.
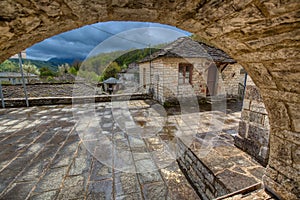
[103,77,120,84]
[0,72,37,78]
[139,37,236,63]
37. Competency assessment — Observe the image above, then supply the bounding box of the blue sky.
[26,21,191,61]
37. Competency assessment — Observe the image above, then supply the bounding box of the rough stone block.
[234,136,268,167]
[291,144,300,170]
[216,169,257,193]
[238,120,248,138]
[194,165,204,181]
[234,135,244,150]
[250,101,268,114]
[241,110,250,121]
[272,128,300,145]
[204,178,216,194]
[262,115,270,128]
[248,124,269,146]
[205,187,215,199]
[270,135,292,165]
[259,146,269,161]
[242,99,250,110]
[287,103,300,132]
[245,85,261,101]
[195,175,206,191]
[265,166,278,180]
[292,119,300,133]
[263,173,298,200]
[268,158,299,182]
[264,99,290,129]
[87,179,113,200]
[249,112,264,124]
[214,180,228,197]
[278,81,300,94]
[142,182,167,200]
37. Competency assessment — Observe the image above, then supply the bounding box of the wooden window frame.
[178,63,193,85]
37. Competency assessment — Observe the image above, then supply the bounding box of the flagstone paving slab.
[0,100,266,199]
[0,101,200,200]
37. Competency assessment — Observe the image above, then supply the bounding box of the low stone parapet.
[177,130,265,199]
[1,93,150,108]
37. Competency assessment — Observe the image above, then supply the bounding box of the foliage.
[80,51,123,75]
[58,63,70,76]
[58,63,79,76]
[0,81,12,85]
[114,47,162,67]
[39,67,57,77]
[0,42,169,84]
[0,60,19,72]
[99,62,121,82]
[0,60,40,83]
[22,62,40,75]
[68,67,78,75]
[81,45,164,77]
[72,60,81,71]
[46,76,55,82]
[77,70,100,82]
[9,58,60,72]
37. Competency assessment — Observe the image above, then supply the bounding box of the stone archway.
[0,1,299,199]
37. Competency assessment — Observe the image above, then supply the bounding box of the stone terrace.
[0,101,199,200]
[0,100,267,199]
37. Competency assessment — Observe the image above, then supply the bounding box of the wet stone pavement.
[0,99,264,200]
[0,100,201,200]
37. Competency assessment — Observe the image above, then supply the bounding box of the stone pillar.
[234,76,270,167]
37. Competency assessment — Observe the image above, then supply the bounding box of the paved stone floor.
[0,100,201,200]
[0,99,264,200]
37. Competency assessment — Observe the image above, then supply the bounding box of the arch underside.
[0,1,299,199]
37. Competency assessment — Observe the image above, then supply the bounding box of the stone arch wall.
[0,1,299,199]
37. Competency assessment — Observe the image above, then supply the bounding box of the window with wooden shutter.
[178,63,193,84]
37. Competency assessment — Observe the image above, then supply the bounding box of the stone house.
[118,63,139,93]
[119,62,139,83]
[138,37,246,103]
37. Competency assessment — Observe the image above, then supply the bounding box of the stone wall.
[177,135,265,200]
[1,83,100,98]
[234,77,270,167]
[140,57,234,104]
[221,63,245,99]
[1,1,299,199]
[177,139,229,199]
[2,93,150,108]
[140,58,246,104]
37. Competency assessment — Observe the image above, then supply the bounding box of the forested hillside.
[8,58,61,72]
[0,43,167,83]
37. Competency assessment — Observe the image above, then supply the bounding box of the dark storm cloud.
[26,21,191,60]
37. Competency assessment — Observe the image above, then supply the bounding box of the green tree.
[40,67,57,77]
[22,62,40,75]
[0,60,19,72]
[77,70,99,82]
[72,60,82,71]
[68,67,78,75]
[100,62,121,81]
[58,63,70,76]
